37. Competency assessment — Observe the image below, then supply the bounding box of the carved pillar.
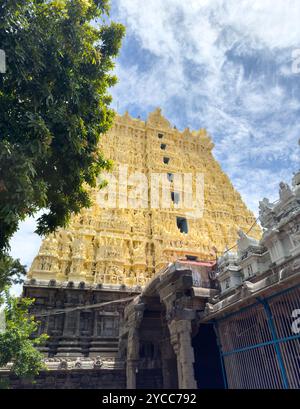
[160,338,177,389]
[162,348,174,389]
[168,320,197,389]
[93,310,98,336]
[161,359,172,389]
[127,359,138,389]
[125,301,145,389]
[126,329,139,389]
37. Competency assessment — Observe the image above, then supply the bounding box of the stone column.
[161,359,172,389]
[160,338,176,389]
[124,298,144,389]
[126,329,139,389]
[76,311,81,337]
[168,320,197,389]
[93,310,98,336]
[127,359,138,389]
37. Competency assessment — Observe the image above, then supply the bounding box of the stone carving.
[132,242,145,264]
[74,358,82,369]
[59,359,68,370]
[93,356,103,368]
[147,107,171,129]
[259,198,276,227]
[73,238,85,258]
[237,230,259,253]
[289,223,300,247]
[292,170,300,189]
[40,234,58,256]
[28,109,261,285]
[279,181,293,202]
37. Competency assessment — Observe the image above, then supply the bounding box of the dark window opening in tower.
[158,133,164,139]
[171,191,180,204]
[167,173,174,182]
[186,255,198,261]
[177,217,188,233]
[160,143,167,150]
[163,157,170,164]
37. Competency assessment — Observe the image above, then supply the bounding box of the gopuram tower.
[15,108,262,389]
[28,108,261,288]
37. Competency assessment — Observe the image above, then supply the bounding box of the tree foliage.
[0,258,47,382]
[0,290,48,381]
[0,0,125,251]
[0,0,124,383]
[0,254,26,292]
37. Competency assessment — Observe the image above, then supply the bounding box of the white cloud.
[222,0,300,49]
[9,215,42,296]
[9,215,42,268]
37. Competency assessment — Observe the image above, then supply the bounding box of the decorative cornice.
[0,357,125,372]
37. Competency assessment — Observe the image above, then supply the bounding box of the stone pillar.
[178,321,197,389]
[160,339,176,389]
[168,320,197,389]
[93,310,98,336]
[127,359,138,389]
[76,311,81,337]
[123,298,144,389]
[161,359,172,389]
[126,329,140,389]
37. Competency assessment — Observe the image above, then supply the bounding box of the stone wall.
[22,283,136,360]
[2,369,126,389]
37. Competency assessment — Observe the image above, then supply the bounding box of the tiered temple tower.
[28,108,261,288]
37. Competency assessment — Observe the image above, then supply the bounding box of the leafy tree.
[0,0,125,251]
[0,254,26,292]
[0,259,47,384]
[0,290,48,382]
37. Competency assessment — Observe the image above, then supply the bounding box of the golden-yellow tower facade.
[28,108,261,287]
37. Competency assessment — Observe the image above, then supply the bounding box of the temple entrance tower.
[28,108,260,288]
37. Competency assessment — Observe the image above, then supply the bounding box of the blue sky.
[10,0,300,293]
